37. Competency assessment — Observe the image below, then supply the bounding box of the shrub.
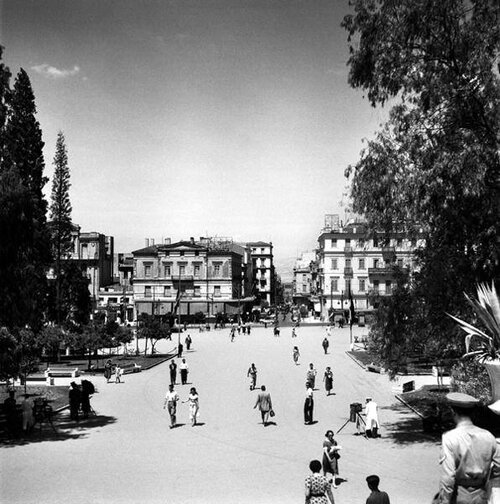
[450,359,492,404]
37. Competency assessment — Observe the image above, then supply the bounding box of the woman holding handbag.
[322,430,341,488]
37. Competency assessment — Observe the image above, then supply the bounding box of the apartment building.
[317,215,423,318]
[247,241,274,305]
[292,251,318,309]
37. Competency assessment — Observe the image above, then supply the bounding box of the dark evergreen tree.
[49,131,74,323]
[0,62,51,330]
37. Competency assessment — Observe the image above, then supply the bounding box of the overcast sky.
[0,0,388,279]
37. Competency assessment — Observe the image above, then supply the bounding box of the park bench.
[44,367,80,386]
[119,363,142,374]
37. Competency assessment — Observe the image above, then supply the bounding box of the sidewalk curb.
[395,393,425,419]
[345,351,367,370]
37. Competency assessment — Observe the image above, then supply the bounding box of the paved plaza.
[1,325,442,503]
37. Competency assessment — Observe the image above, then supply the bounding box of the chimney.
[164,238,171,245]
[190,237,195,245]
[150,238,155,246]
[145,238,149,247]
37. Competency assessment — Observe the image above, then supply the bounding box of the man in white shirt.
[179,359,189,385]
[364,397,380,438]
[163,384,179,428]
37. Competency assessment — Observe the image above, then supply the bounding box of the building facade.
[70,227,114,304]
[247,241,274,305]
[132,238,251,319]
[292,251,319,309]
[316,215,423,319]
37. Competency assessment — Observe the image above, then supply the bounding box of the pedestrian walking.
[69,382,81,421]
[326,325,332,338]
[247,363,257,391]
[182,387,199,426]
[81,379,95,418]
[274,325,280,337]
[114,365,122,383]
[365,475,390,504]
[247,324,251,335]
[169,360,178,385]
[292,327,297,338]
[237,324,241,335]
[322,338,329,354]
[178,341,183,358]
[179,358,189,385]
[322,430,341,487]
[304,460,335,504]
[304,382,314,425]
[185,334,192,351]
[433,392,500,504]
[242,324,247,334]
[293,346,300,365]
[163,384,180,428]
[364,398,380,438]
[323,367,333,396]
[104,359,113,383]
[306,363,317,389]
[230,326,236,342]
[254,385,273,426]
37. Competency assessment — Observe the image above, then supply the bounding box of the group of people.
[104,360,122,384]
[3,390,36,437]
[69,379,95,421]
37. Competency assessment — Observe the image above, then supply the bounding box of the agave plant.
[447,282,500,362]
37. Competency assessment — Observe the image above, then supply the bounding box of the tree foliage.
[137,313,172,355]
[343,1,500,371]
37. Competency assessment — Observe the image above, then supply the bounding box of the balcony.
[344,267,353,278]
[344,246,353,257]
[368,267,395,279]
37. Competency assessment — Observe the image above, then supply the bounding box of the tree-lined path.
[1,326,441,503]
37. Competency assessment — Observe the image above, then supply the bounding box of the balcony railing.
[344,246,353,257]
[382,246,396,263]
[368,267,395,278]
[344,267,353,277]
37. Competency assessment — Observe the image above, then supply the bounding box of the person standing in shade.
[21,395,34,434]
[365,475,390,504]
[307,363,317,389]
[247,363,257,391]
[163,384,180,428]
[293,346,300,365]
[185,334,192,351]
[179,358,189,385]
[304,382,314,425]
[247,323,251,335]
[305,459,335,504]
[169,360,177,385]
[253,385,273,426]
[323,430,341,487]
[69,382,81,421]
[323,367,333,396]
[104,359,113,383]
[182,387,199,426]
[4,390,19,437]
[322,338,329,354]
[434,392,500,504]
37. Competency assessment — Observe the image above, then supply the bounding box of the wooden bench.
[119,363,142,374]
[45,367,80,386]
[354,335,369,350]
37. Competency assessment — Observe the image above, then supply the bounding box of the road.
[0,324,441,503]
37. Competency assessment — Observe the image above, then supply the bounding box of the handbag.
[333,451,340,459]
[269,409,275,417]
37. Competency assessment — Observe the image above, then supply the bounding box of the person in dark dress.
[69,382,81,421]
[169,360,177,385]
[323,367,333,396]
[178,342,183,358]
[322,338,329,354]
[3,390,19,437]
[104,359,113,383]
[185,334,192,351]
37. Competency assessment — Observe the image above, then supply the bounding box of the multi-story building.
[70,226,114,304]
[317,214,423,319]
[292,251,318,310]
[132,237,252,320]
[247,241,274,305]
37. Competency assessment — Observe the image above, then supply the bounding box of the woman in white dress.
[183,387,199,426]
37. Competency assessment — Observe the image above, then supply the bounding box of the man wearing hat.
[435,392,500,503]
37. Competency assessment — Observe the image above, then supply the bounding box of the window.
[397,259,403,268]
[260,279,267,287]
[358,239,365,248]
[302,284,307,293]
[359,258,365,270]
[373,237,379,247]
[164,286,171,297]
[359,278,366,292]
[331,239,337,248]
[386,280,392,294]
[261,248,265,253]
[109,297,118,304]
[145,286,152,298]
[214,263,221,276]
[214,286,221,297]
[180,251,184,257]
[194,264,201,277]
[260,259,265,267]
[373,258,379,268]
[331,277,338,292]
[195,251,199,256]
[179,264,185,276]
[345,239,351,246]
[194,286,201,297]
[331,259,338,270]
[345,258,351,268]
[144,264,152,277]
[397,238,403,248]
[373,280,379,292]
[164,264,171,277]
[411,238,417,247]
[302,274,307,281]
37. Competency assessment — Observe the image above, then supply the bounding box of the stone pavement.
[0,325,442,503]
